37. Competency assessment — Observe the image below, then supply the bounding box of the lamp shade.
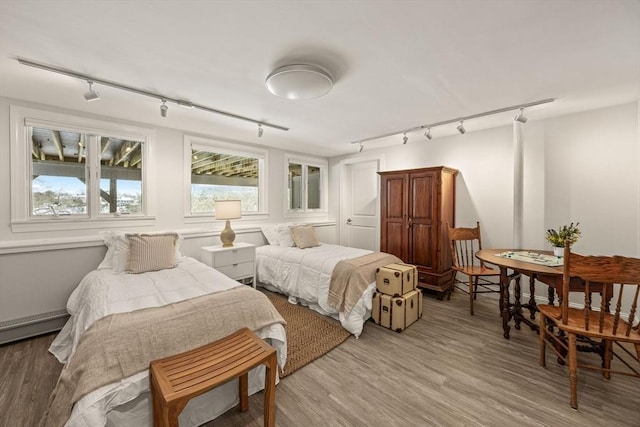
[214,200,242,220]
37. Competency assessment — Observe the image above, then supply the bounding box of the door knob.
[346,218,352,225]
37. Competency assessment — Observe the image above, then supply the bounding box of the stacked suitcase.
[372,263,423,332]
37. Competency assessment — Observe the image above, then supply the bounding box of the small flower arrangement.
[546,222,581,248]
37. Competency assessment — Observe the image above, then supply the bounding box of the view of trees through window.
[190,149,259,214]
[30,127,143,216]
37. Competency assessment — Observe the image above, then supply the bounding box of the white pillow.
[98,230,184,272]
[277,223,296,247]
[260,224,280,246]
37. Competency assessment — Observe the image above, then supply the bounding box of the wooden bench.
[149,327,277,427]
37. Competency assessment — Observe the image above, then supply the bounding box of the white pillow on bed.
[260,224,280,246]
[277,223,296,247]
[98,231,184,272]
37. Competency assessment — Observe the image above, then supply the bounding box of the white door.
[342,159,380,251]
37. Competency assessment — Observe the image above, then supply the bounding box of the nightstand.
[200,242,256,288]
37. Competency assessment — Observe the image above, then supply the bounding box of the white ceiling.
[1,1,639,157]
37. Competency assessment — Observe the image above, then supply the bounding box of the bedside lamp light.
[215,200,242,247]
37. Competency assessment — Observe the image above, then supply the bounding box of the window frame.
[284,153,328,217]
[183,135,268,221]
[9,105,155,232]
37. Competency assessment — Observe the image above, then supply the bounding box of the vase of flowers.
[546,222,581,256]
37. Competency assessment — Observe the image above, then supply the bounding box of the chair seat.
[539,304,640,344]
[454,265,499,277]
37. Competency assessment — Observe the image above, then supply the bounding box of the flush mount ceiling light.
[265,64,333,100]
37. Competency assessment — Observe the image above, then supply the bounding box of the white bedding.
[50,256,286,427]
[255,243,376,337]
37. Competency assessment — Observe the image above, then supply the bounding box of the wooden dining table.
[475,249,564,339]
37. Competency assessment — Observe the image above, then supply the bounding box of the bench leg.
[263,356,277,427]
[239,372,249,412]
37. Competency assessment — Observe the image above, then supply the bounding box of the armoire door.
[380,172,408,260]
[407,170,438,274]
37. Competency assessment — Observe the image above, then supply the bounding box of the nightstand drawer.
[213,246,255,267]
[216,261,254,279]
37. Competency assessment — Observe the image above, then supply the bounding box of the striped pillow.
[126,233,178,274]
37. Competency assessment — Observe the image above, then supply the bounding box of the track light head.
[457,121,466,134]
[424,127,432,140]
[160,99,168,118]
[83,81,100,102]
[402,133,408,145]
[514,108,528,123]
[258,124,264,137]
[358,143,364,153]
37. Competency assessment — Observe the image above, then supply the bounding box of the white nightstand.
[200,242,256,288]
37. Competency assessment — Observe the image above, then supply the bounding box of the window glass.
[31,128,88,216]
[307,165,321,209]
[99,138,143,214]
[288,162,303,210]
[190,149,260,214]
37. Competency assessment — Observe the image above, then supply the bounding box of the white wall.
[330,101,640,299]
[0,96,334,342]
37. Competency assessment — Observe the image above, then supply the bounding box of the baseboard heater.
[0,310,68,345]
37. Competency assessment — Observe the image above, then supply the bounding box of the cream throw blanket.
[328,252,401,314]
[41,286,285,427]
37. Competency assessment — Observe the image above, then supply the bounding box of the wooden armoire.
[378,166,458,297]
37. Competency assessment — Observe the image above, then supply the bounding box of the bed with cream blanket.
[47,256,287,427]
[256,243,400,337]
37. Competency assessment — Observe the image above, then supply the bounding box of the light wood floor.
[1,290,637,427]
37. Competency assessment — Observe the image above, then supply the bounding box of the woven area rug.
[264,290,351,378]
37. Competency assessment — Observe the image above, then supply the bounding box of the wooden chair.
[447,222,500,315]
[538,242,640,409]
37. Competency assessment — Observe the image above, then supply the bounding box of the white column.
[513,121,524,248]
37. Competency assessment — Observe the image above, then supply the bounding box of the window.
[285,154,327,213]
[10,106,154,232]
[185,136,267,217]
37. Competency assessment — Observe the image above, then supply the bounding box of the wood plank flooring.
[1,290,637,427]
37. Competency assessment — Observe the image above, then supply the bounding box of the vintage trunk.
[375,263,417,296]
[371,289,423,332]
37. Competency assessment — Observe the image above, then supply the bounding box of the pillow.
[98,230,184,272]
[260,224,280,246]
[126,233,178,274]
[290,225,320,249]
[277,223,296,247]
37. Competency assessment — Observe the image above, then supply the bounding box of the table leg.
[514,275,522,330]
[528,274,537,320]
[500,267,511,339]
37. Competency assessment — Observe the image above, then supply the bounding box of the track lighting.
[18,58,289,132]
[514,108,528,123]
[83,81,100,102]
[160,99,168,118]
[402,133,408,145]
[349,98,554,147]
[258,124,263,138]
[358,143,364,153]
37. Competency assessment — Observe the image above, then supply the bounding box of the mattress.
[255,243,377,337]
[49,256,286,427]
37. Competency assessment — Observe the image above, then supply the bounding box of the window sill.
[10,215,157,233]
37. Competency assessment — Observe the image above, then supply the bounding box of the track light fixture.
[258,124,263,137]
[160,99,168,118]
[349,98,554,147]
[358,143,364,153]
[514,108,528,123]
[402,133,408,144]
[83,81,100,102]
[18,58,289,132]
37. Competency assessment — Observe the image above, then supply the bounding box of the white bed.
[49,255,287,427]
[256,243,377,337]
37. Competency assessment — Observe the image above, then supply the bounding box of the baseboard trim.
[0,310,68,345]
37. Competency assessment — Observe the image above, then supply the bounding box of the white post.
[513,121,524,248]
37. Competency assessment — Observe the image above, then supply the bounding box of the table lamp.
[215,200,242,247]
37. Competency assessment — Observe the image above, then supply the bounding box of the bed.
[256,224,400,337]
[45,232,287,427]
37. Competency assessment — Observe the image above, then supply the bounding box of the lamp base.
[220,219,236,247]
